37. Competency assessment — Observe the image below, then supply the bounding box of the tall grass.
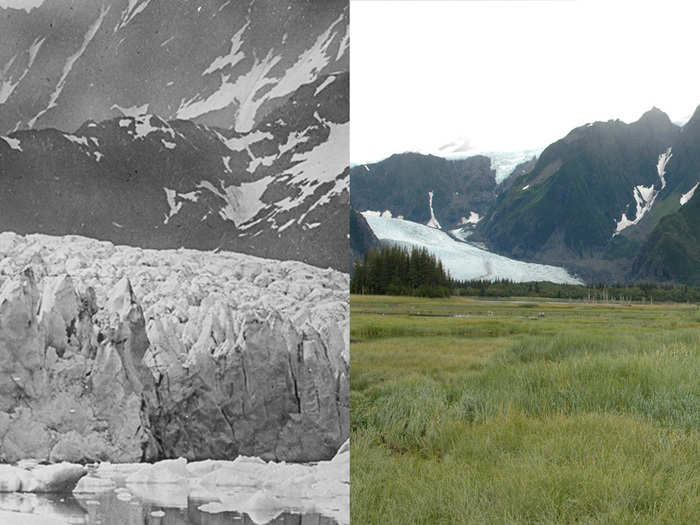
[351,295,700,524]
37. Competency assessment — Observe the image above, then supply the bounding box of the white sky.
[0,0,43,11]
[351,1,700,164]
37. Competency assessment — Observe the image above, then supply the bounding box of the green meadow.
[351,295,700,524]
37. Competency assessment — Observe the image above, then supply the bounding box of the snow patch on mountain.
[614,147,673,236]
[1,136,21,151]
[163,188,200,224]
[264,13,345,105]
[161,139,176,149]
[0,36,45,104]
[364,214,582,284]
[460,212,481,225]
[247,152,276,173]
[279,121,349,223]
[177,50,280,128]
[426,191,441,229]
[202,21,248,75]
[63,134,89,147]
[133,114,175,139]
[222,130,273,152]
[112,103,149,117]
[116,0,153,32]
[314,75,336,96]
[28,5,110,128]
[681,182,699,206]
[177,14,346,132]
[217,176,274,227]
[656,146,672,189]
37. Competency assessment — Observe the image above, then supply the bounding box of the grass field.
[351,295,700,524]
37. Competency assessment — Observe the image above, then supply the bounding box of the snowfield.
[363,214,582,284]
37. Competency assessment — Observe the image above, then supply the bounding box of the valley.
[351,294,700,524]
[350,105,700,285]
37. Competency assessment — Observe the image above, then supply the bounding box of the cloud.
[0,0,45,13]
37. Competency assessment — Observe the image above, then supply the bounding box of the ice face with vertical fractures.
[614,147,672,236]
[0,232,349,465]
[364,213,582,284]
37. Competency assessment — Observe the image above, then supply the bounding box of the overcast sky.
[351,1,700,164]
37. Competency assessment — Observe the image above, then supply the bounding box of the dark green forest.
[350,245,453,297]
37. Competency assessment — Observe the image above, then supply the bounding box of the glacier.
[363,214,582,284]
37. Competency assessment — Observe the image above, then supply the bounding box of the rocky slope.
[0,231,349,464]
[0,72,349,271]
[0,0,348,134]
[350,153,498,230]
[630,188,700,283]
[475,108,683,281]
[349,207,378,267]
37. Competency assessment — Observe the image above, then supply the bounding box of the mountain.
[0,0,348,134]
[0,72,349,271]
[630,108,700,283]
[476,108,681,281]
[630,190,700,283]
[350,207,378,267]
[350,152,498,230]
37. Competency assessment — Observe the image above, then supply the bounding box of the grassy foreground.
[351,295,700,524]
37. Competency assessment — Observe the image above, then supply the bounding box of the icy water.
[0,491,339,524]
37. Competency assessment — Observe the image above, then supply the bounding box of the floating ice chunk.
[125,458,188,484]
[0,510,70,525]
[73,476,116,493]
[0,463,86,493]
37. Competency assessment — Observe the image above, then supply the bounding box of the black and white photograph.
[0,0,349,523]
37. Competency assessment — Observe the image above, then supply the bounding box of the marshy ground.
[351,295,700,524]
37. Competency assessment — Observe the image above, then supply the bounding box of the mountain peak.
[638,106,671,124]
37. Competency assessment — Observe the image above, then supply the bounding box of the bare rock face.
[0,232,349,463]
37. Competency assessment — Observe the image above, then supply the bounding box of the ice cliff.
[0,232,349,463]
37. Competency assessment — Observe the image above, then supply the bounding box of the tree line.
[455,279,700,303]
[350,245,453,297]
[351,245,700,303]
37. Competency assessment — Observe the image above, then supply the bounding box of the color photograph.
[350,1,700,523]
